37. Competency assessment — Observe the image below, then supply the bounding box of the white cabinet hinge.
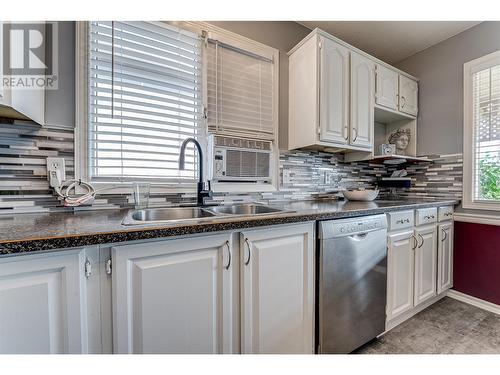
[84,258,92,278]
[105,258,112,275]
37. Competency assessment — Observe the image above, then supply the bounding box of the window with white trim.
[463,50,500,210]
[86,21,203,184]
[77,21,279,190]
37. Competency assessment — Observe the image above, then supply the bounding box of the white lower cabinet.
[437,222,454,294]
[110,222,314,354]
[414,225,438,306]
[386,207,454,328]
[0,248,95,354]
[240,223,315,354]
[386,230,415,321]
[111,233,237,354]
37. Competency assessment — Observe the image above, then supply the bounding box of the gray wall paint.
[45,21,75,128]
[395,21,500,155]
[208,21,311,149]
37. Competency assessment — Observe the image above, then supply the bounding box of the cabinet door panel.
[0,249,89,354]
[376,65,398,110]
[399,75,418,116]
[414,226,437,306]
[319,36,350,145]
[437,223,453,293]
[387,230,415,321]
[112,234,235,354]
[350,52,374,150]
[241,223,314,354]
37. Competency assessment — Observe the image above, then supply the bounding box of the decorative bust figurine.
[388,128,411,155]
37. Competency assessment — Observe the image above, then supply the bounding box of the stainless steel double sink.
[122,203,291,225]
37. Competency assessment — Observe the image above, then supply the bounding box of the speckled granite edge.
[0,200,459,255]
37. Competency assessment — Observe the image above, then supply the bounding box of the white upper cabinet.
[350,52,374,150]
[319,36,350,145]
[288,29,417,155]
[0,248,92,354]
[399,75,418,116]
[240,223,314,354]
[375,65,399,110]
[0,21,46,125]
[111,234,237,354]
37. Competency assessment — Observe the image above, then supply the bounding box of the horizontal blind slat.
[89,21,202,181]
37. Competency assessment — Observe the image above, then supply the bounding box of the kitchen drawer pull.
[244,238,251,266]
[344,125,349,141]
[417,233,424,248]
[396,218,411,224]
[224,240,231,270]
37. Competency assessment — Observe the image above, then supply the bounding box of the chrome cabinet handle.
[417,233,424,248]
[401,96,406,108]
[410,234,418,250]
[396,218,411,225]
[105,258,112,275]
[224,240,231,270]
[244,238,251,266]
[441,229,447,242]
[352,127,358,142]
[344,125,349,141]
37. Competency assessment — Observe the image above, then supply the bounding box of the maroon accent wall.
[454,221,500,305]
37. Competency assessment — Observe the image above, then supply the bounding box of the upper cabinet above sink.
[288,28,419,161]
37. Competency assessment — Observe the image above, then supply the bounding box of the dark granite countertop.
[0,199,459,255]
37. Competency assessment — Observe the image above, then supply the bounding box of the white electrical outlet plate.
[47,157,66,182]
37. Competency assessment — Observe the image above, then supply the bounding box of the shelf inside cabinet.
[369,154,431,164]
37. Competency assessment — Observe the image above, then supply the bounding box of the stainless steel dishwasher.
[317,214,388,354]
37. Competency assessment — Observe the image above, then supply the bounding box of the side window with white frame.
[463,50,500,210]
[76,21,279,191]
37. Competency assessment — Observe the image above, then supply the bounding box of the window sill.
[454,212,500,226]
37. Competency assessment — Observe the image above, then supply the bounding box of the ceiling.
[297,21,481,64]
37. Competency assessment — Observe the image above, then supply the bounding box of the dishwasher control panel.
[318,215,388,239]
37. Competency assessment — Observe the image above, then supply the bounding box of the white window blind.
[472,63,500,201]
[206,40,276,139]
[88,21,203,183]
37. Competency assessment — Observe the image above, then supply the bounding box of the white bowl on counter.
[342,189,379,201]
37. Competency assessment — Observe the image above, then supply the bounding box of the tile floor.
[355,297,500,354]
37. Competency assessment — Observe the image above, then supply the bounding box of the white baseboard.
[447,289,500,315]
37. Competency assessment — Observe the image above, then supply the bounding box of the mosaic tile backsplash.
[0,123,463,214]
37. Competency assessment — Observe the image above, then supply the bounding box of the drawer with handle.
[438,206,454,222]
[415,207,438,226]
[387,210,414,231]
